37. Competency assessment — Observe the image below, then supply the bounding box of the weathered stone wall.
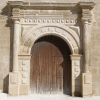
[0,0,100,96]
[90,0,100,96]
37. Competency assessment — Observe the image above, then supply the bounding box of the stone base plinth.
[8,72,19,96]
[82,72,92,98]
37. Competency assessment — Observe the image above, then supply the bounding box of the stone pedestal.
[82,72,92,97]
[9,72,19,96]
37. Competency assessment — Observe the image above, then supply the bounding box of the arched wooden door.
[30,35,71,95]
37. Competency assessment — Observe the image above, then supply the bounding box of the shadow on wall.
[3,75,9,93]
[74,57,83,97]
[0,5,12,93]
[60,57,82,97]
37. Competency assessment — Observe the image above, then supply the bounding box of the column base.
[82,72,92,98]
[8,72,19,96]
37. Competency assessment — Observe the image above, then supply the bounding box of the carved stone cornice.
[7,1,95,10]
[79,2,95,10]
[7,1,95,22]
[80,2,95,22]
[7,1,78,9]
[7,1,23,8]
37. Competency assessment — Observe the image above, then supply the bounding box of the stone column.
[82,18,92,98]
[82,19,90,73]
[9,19,20,96]
[79,2,95,97]
[12,20,19,72]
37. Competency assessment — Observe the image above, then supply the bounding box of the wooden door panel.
[30,36,71,95]
[51,57,63,94]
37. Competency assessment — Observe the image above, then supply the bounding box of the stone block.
[22,67,27,71]
[82,86,92,97]
[9,86,19,96]
[22,73,27,78]
[74,67,79,72]
[82,72,92,97]
[22,79,26,84]
[74,61,79,66]
[9,73,18,85]
[22,61,27,65]
[92,67,99,76]
[19,85,29,95]
[84,75,91,84]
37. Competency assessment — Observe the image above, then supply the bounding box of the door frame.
[8,1,95,97]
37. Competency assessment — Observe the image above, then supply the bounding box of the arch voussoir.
[22,25,80,54]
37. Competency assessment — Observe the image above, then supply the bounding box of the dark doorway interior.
[30,35,71,95]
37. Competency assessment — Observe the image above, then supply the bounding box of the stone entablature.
[7,1,95,98]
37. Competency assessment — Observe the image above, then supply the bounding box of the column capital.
[82,18,91,23]
[70,54,82,60]
[81,6,93,24]
[13,19,20,24]
[8,17,20,23]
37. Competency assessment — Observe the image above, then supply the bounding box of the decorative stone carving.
[22,25,80,54]
[22,61,26,65]
[24,38,32,47]
[74,68,79,72]
[74,61,79,66]
[22,67,26,71]
[21,26,33,37]
[69,26,80,36]
[74,73,79,78]
[22,73,27,78]
[22,18,78,24]
[12,8,20,19]
[20,46,31,55]
[7,1,95,97]
[22,79,26,84]
[10,74,17,84]
[84,75,91,84]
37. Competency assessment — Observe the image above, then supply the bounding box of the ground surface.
[1,94,100,100]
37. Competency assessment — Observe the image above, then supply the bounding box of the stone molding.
[7,1,95,97]
[21,18,78,25]
[7,1,95,9]
[7,1,95,21]
[21,25,80,54]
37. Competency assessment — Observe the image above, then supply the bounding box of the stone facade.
[0,0,100,98]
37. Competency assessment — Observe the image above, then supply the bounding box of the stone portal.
[7,1,95,97]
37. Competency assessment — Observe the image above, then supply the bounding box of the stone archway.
[19,25,82,96]
[8,1,95,97]
[22,25,80,54]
